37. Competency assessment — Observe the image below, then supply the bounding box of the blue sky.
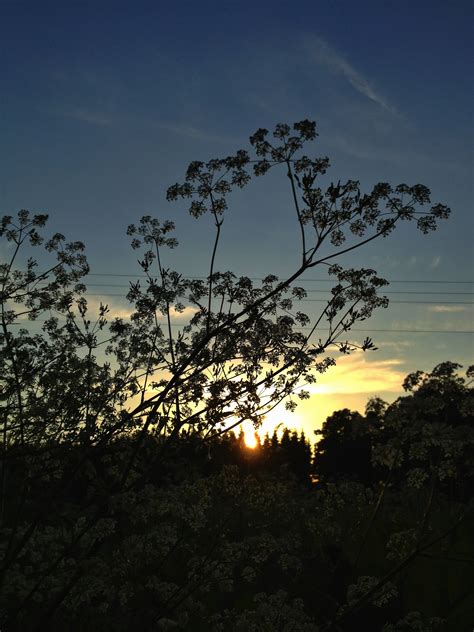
[1,0,473,431]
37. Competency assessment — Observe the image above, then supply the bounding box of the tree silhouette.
[373,362,474,499]
[313,408,375,485]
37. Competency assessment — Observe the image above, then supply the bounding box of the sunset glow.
[243,431,258,449]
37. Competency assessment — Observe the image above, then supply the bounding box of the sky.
[1,0,473,439]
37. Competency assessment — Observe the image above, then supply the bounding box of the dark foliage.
[2,122,467,631]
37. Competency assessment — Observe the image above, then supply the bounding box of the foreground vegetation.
[2,363,472,630]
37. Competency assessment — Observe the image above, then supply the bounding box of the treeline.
[132,358,473,503]
[156,428,313,485]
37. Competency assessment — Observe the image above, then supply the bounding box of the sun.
[243,431,258,449]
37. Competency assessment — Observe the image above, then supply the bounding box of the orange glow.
[244,431,258,449]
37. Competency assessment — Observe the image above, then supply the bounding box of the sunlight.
[260,404,304,437]
[238,403,305,447]
[243,431,258,449]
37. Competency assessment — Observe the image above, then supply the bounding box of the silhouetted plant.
[0,121,455,629]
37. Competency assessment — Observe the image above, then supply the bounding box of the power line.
[306,280,473,284]
[85,272,473,284]
[46,283,474,297]
[66,291,474,306]
[302,299,473,305]
[304,290,473,295]
[7,319,473,335]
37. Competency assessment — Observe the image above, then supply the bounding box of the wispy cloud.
[428,305,469,313]
[169,305,198,321]
[304,35,398,116]
[273,354,408,434]
[309,355,405,395]
[377,340,413,352]
[81,296,198,322]
[78,295,132,320]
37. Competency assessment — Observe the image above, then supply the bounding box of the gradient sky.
[1,0,473,436]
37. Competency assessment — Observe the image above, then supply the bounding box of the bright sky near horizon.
[1,0,473,439]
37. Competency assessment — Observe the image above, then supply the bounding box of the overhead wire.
[78,282,474,296]
[51,291,474,306]
[85,272,473,285]
[6,274,473,335]
[6,320,473,334]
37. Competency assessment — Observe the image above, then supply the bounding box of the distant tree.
[312,362,474,494]
[365,396,388,424]
[373,362,474,498]
[313,408,375,484]
[312,366,473,632]
[283,430,312,484]
[0,120,451,627]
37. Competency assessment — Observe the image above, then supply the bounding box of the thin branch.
[286,159,307,265]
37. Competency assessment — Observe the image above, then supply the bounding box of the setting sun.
[243,431,258,449]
